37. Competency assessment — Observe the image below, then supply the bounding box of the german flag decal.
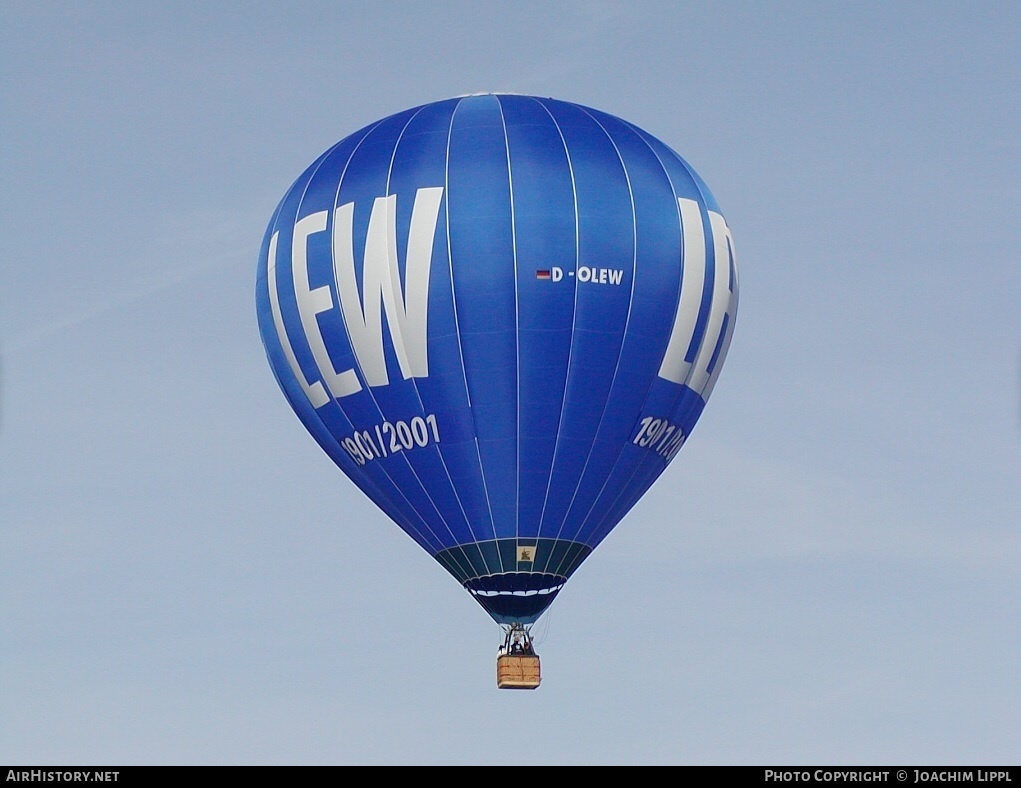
[535,269,551,280]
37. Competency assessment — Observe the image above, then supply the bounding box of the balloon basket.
[496,624,541,689]
[497,654,541,690]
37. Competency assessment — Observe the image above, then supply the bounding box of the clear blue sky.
[2,1,1019,765]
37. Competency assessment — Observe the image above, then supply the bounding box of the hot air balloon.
[256,94,738,688]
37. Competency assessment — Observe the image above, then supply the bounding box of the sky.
[1,1,1019,766]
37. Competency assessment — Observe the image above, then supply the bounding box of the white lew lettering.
[658,197,736,386]
[333,187,444,389]
[266,229,331,408]
[266,187,444,408]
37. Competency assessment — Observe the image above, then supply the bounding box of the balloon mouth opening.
[465,572,566,624]
[433,539,593,623]
[469,584,564,599]
[465,571,566,595]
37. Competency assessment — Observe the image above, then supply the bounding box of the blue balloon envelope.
[256,94,738,625]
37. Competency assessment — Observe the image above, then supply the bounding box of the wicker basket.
[496,654,541,690]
